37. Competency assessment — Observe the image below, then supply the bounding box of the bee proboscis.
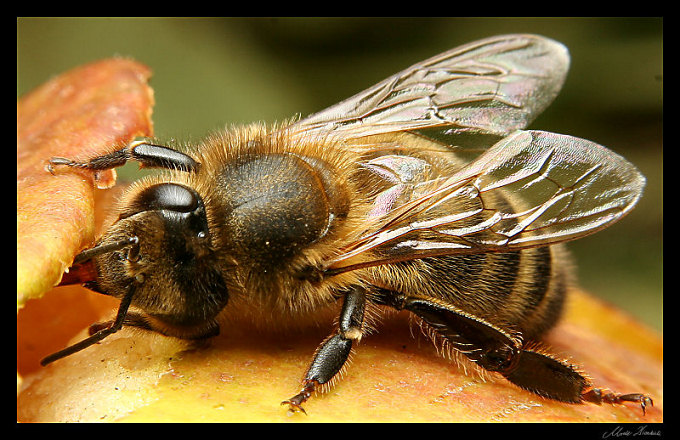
[43,34,651,415]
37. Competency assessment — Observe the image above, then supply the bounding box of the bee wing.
[326,131,645,272]
[289,34,570,140]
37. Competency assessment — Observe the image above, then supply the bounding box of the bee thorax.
[215,153,342,268]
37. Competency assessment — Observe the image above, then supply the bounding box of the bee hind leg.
[503,348,654,414]
[391,296,586,397]
[395,294,653,414]
[282,286,366,414]
[500,346,590,402]
[398,296,592,402]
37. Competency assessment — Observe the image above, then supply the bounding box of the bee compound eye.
[120,183,203,219]
[139,183,199,213]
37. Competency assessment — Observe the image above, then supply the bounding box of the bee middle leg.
[282,286,366,414]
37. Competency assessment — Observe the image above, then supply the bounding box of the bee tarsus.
[581,389,654,416]
[281,380,317,415]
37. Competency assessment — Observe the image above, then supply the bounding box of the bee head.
[90,182,229,332]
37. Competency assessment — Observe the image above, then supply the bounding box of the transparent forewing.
[289,34,570,141]
[326,131,645,271]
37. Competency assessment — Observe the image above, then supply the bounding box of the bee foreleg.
[48,140,199,174]
[282,286,366,414]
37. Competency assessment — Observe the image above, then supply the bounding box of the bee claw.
[639,395,653,416]
[47,157,74,170]
[281,399,307,415]
[582,389,654,415]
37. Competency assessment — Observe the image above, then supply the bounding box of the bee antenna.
[73,236,139,264]
[40,287,135,366]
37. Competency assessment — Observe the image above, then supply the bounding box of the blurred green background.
[17,17,662,331]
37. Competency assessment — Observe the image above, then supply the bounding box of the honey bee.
[43,34,651,415]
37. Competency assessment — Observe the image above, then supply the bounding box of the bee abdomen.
[378,244,566,340]
[518,245,570,339]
